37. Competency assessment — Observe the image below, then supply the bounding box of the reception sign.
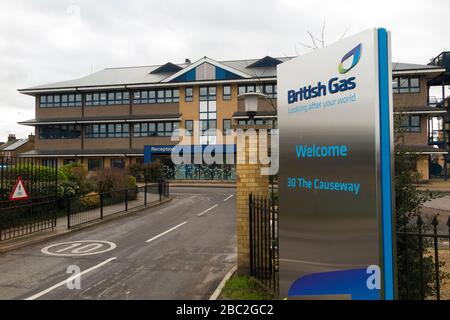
[277,28,395,300]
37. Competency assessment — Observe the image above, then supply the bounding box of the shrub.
[10,163,67,182]
[80,192,100,208]
[0,164,68,200]
[394,115,447,299]
[60,162,94,194]
[142,160,164,182]
[127,163,144,181]
[91,168,138,193]
[57,180,79,198]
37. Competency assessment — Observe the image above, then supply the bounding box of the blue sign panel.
[144,145,175,163]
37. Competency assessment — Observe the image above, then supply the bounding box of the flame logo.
[338,43,362,74]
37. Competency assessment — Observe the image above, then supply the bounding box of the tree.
[394,115,444,299]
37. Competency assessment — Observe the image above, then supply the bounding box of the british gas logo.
[338,44,362,74]
[287,44,362,105]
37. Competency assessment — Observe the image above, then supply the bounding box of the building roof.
[393,62,443,72]
[0,140,15,151]
[150,62,184,74]
[0,139,29,151]
[246,56,283,68]
[18,56,290,94]
[18,56,446,95]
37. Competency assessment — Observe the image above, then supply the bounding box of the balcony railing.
[429,51,450,72]
[428,129,448,146]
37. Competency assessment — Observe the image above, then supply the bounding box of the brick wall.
[236,127,269,275]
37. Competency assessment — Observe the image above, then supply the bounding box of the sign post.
[277,28,395,300]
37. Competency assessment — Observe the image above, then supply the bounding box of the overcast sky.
[0,0,449,142]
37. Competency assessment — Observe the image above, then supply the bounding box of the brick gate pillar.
[235,125,269,275]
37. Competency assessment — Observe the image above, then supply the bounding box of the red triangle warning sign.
[9,176,29,201]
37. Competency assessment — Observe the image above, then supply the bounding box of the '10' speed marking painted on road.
[41,240,117,257]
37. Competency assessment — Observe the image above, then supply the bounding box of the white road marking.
[170,193,208,196]
[41,240,116,257]
[25,257,117,300]
[279,258,362,268]
[223,195,234,202]
[146,221,188,243]
[197,204,219,217]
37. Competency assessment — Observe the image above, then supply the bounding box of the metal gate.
[0,157,58,241]
[249,193,279,296]
[249,191,450,300]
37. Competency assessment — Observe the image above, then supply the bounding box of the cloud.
[0,0,449,141]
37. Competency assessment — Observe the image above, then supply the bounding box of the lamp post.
[235,91,270,276]
[238,92,267,125]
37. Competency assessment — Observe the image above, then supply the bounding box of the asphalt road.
[0,187,236,300]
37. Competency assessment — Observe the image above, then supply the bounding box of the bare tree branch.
[339,28,349,40]
[307,31,319,49]
[296,41,316,50]
[283,50,294,58]
[321,19,326,47]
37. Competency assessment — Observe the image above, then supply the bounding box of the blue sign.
[144,145,175,163]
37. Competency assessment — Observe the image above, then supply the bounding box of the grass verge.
[220,275,276,300]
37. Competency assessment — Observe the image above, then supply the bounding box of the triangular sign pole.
[9,176,29,201]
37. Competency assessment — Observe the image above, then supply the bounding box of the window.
[399,115,421,133]
[164,89,172,103]
[157,122,165,136]
[110,158,126,169]
[199,86,217,144]
[199,86,216,101]
[173,122,180,137]
[238,84,257,95]
[399,78,410,94]
[199,100,217,143]
[185,120,193,136]
[199,101,217,118]
[133,122,179,137]
[263,84,277,99]
[107,124,115,138]
[39,93,82,108]
[409,78,420,93]
[85,123,129,138]
[392,78,399,93]
[236,118,278,134]
[223,85,232,100]
[392,77,420,94]
[185,87,193,102]
[133,89,179,104]
[63,159,76,165]
[39,125,81,139]
[88,159,103,171]
[156,90,164,103]
[86,91,130,106]
[223,119,232,135]
[42,159,57,168]
[99,124,107,138]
